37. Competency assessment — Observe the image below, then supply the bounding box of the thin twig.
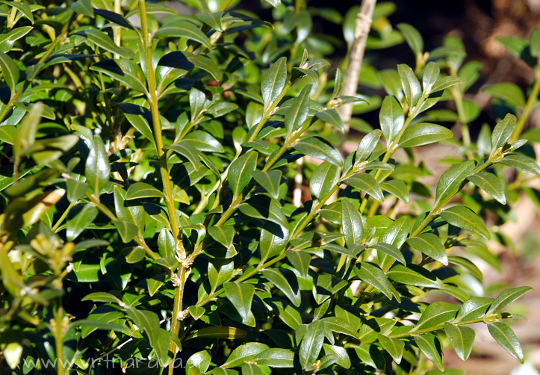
[337,0,377,128]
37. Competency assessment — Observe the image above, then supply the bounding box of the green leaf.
[341,199,363,248]
[345,174,384,202]
[530,28,540,56]
[423,62,440,94]
[315,109,344,132]
[285,84,311,134]
[467,172,506,204]
[155,20,211,48]
[397,23,423,56]
[209,225,235,249]
[253,170,281,199]
[184,130,224,153]
[356,129,382,162]
[222,342,269,368]
[497,36,529,59]
[398,64,422,107]
[294,137,342,166]
[66,204,98,241]
[378,334,404,364]
[0,52,19,94]
[276,302,303,330]
[224,282,256,326]
[158,228,175,258]
[85,135,110,195]
[228,151,258,198]
[354,262,400,301]
[434,161,475,206]
[387,264,441,288]
[379,96,404,143]
[82,29,133,58]
[444,324,475,361]
[487,322,524,362]
[499,153,540,178]
[114,220,138,243]
[399,123,453,148]
[261,57,287,110]
[253,348,294,368]
[187,53,222,81]
[126,182,164,200]
[186,351,212,374]
[381,179,409,203]
[168,141,201,168]
[414,302,459,331]
[441,205,489,240]
[66,178,89,202]
[488,286,532,314]
[370,243,405,265]
[485,84,525,109]
[456,297,493,321]
[323,344,351,369]
[262,268,301,306]
[2,1,34,23]
[299,320,325,371]
[407,233,448,265]
[91,60,147,93]
[415,333,443,370]
[491,113,518,150]
[94,8,133,29]
[310,161,339,199]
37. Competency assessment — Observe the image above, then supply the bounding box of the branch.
[337,0,377,128]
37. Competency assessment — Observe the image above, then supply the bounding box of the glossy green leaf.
[397,23,423,56]
[253,348,294,368]
[488,286,533,314]
[381,179,409,203]
[85,135,110,195]
[228,151,258,198]
[186,326,246,341]
[499,153,540,178]
[415,333,443,370]
[444,324,475,361]
[398,64,422,107]
[345,174,384,202]
[261,57,287,110]
[315,109,344,132]
[467,172,506,204]
[253,170,281,199]
[186,351,212,374]
[83,29,133,58]
[262,268,301,306]
[323,344,351,369]
[356,129,382,162]
[414,302,459,331]
[487,322,524,362]
[114,220,138,243]
[294,137,343,166]
[310,161,339,199]
[387,264,441,288]
[485,84,525,110]
[434,161,475,206]
[126,182,164,200]
[378,334,404,364]
[399,123,453,148]
[371,243,405,265]
[491,113,517,149]
[0,52,19,94]
[441,205,490,240]
[66,204,98,241]
[379,95,404,143]
[299,320,325,371]
[155,20,211,48]
[223,282,255,326]
[354,262,400,301]
[456,297,493,321]
[407,233,448,265]
[341,199,363,247]
[285,84,311,134]
[222,342,269,368]
[422,62,440,94]
[184,130,224,153]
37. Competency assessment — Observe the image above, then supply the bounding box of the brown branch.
[338,0,377,128]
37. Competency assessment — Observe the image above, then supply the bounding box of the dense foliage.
[0,0,538,374]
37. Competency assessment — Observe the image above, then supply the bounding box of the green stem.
[510,68,540,143]
[450,86,473,159]
[52,201,76,232]
[53,306,66,375]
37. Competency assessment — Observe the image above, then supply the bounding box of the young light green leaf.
[261,57,287,110]
[487,322,524,362]
[341,199,363,248]
[422,62,440,94]
[228,151,258,198]
[294,137,343,166]
[345,174,384,202]
[407,233,448,265]
[310,161,340,199]
[399,123,453,148]
[444,324,475,361]
[434,161,475,206]
[285,84,311,134]
[379,96,404,143]
[499,153,540,178]
[441,205,490,240]
[491,113,517,150]
[467,172,506,205]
